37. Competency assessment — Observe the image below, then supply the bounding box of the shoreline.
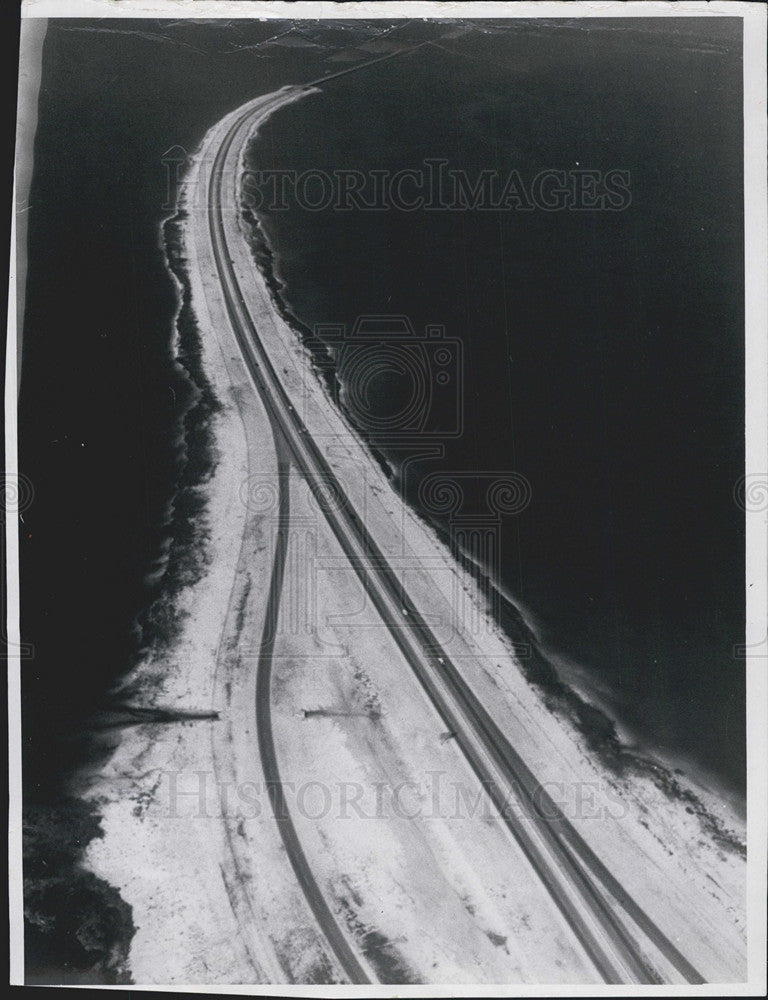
[238,129,746,837]
[128,206,223,652]
[21,157,226,985]
[230,94,747,980]
[76,88,747,985]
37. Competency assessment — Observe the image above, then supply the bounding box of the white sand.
[83,88,746,986]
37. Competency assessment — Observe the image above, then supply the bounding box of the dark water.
[19,18,346,802]
[19,15,744,827]
[245,20,745,793]
[19,18,364,976]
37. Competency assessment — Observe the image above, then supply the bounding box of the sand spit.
[83,87,746,986]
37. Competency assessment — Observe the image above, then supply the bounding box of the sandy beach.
[82,87,747,986]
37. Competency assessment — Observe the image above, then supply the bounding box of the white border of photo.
[8,2,766,995]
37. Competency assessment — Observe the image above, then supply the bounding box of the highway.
[206,88,706,987]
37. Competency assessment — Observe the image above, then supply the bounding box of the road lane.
[207,90,705,987]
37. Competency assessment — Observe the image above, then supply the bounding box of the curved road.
[207,87,706,987]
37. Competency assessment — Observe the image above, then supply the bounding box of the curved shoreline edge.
[236,111,745,853]
[21,170,226,988]
[70,85,746,986]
